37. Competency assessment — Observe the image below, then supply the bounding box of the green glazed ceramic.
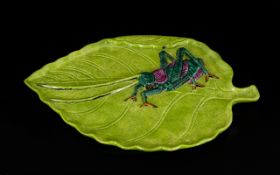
[25,36,260,151]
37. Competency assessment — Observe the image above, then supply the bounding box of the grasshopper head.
[139,72,155,86]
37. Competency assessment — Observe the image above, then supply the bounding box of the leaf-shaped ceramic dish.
[25,35,259,151]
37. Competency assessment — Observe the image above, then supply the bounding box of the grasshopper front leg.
[140,87,164,108]
[190,78,205,90]
[205,72,219,82]
[125,83,142,102]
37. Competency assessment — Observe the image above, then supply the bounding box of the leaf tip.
[23,76,30,87]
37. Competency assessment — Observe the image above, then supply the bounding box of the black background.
[2,2,279,174]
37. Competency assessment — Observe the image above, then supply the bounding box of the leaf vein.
[92,101,131,130]
[49,70,78,80]
[80,59,106,74]
[179,96,232,140]
[109,45,158,67]
[127,93,200,143]
[94,54,136,75]
[61,67,96,79]
[179,97,208,139]
[66,97,108,115]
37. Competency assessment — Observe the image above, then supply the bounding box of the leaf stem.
[232,85,260,104]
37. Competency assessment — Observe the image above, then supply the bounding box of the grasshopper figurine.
[125,47,219,108]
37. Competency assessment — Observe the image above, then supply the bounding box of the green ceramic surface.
[25,36,260,151]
